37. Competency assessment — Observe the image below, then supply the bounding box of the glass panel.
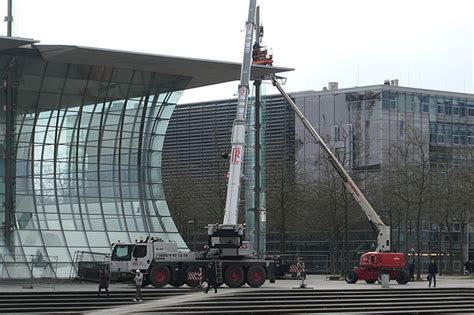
[161,216,179,232]
[132,245,147,258]
[111,244,132,261]
[108,232,130,244]
[42,231,67,247]
[64,231,88,246]
[9,57,188,278]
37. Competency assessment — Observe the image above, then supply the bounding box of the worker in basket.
[252,41,273,66]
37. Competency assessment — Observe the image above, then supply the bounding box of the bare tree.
[388,125,433,280]
[266,158,299,254]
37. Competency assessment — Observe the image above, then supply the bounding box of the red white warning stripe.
[187,271,203,281]
[289,263,305,273]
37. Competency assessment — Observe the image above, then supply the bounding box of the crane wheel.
[365,279,377,284]
[246,265,266,287]
[224,265,245,288]
[185,266,203,288]
[149,265,171,288]
[396,270,410,284]
[345,271,358,284]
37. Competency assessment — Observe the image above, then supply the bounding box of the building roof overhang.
[0,36,39,50]
[34,45,293,90]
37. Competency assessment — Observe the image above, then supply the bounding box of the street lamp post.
[187,215,197,252]
[467,221,470,262]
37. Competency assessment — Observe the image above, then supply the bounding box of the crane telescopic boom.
[206,0,258,258]
[270,74,390,252]
[223,0,257,226]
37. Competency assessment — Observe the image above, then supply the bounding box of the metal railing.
[69,250,110,282]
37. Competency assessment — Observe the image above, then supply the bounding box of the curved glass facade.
[0,50,190,278]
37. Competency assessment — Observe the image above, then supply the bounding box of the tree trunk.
[416,204,423,281]
[460,218,466,275]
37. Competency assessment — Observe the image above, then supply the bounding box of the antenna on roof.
[4,0,13,37]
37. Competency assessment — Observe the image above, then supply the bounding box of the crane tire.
[224,265,245,288]
[149,265,171,288]
[365,278,377,284]
[396,270,410,284]
[345,271,358,284]
[246,265,266,287]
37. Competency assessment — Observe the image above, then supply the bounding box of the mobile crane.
[108,0,284,289]
[269,74,409,285]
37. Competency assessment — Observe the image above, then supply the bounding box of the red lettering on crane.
[231,147,241,163]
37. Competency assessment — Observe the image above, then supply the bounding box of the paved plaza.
[1,275,471,314]
[1,274,472,292]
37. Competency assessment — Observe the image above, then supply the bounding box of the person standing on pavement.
[204,263,218,294]
[464,260,472,275]
[97,269,109,297]
[427,258,438,287]
[133,269,144,302]
[408,259,416,282]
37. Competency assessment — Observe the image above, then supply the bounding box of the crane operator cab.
[252,42,273,66]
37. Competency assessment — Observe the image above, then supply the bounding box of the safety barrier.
[69,251,110,282]
[0,254,58,279]
[187,270,203,281]
[0,254,58,289]
[289,262,305,273]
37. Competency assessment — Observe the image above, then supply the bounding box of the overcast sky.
[1,0,473,103]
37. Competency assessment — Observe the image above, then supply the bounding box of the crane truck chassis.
[110,236,282,288]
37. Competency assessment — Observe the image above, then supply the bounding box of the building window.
[437,105,444,114]
[453,135,460,145]
[468,136,474,146]
[422,103,429,113]
[437,134,445,143]
[469,108,474,117]
[382,91,390,109]
[453,223,461,232]
[398,93,406,110]
[333,125,340,141]
[390,99,397,110]
[452,106,460,115]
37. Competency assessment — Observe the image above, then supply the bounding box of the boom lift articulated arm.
[270,74,390,252]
